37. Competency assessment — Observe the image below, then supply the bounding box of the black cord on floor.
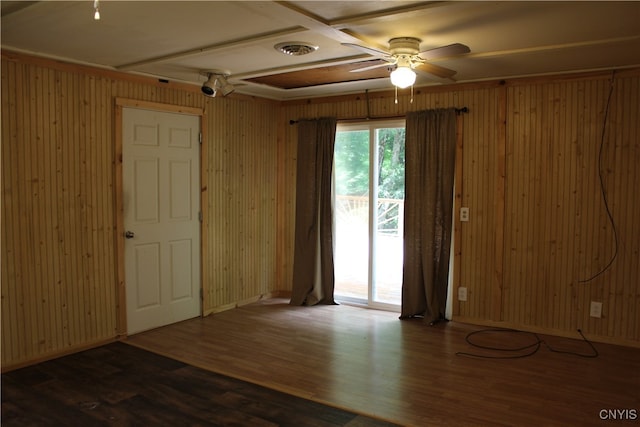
[455,328,599,359]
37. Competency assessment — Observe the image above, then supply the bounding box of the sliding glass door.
[333,121,405,310]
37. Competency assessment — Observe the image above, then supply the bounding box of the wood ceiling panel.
[245,60,390,89]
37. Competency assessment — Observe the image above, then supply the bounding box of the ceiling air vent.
[274,42,318,56]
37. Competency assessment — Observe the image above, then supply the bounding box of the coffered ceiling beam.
[230,54,373,80]
[116,26,306,70]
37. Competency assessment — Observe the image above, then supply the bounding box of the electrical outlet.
[460,207,469,222]
[458,287,468,301]
[590,301,603,318]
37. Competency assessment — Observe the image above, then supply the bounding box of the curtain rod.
[289,107,468,125]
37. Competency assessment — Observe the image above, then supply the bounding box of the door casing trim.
[114,98,207,338]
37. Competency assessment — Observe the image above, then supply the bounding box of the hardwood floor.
[127,298,640,427]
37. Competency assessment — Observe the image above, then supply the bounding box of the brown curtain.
[401,108,457,323]
[290,118,338,306]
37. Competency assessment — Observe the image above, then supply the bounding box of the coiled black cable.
[456,328,598,359]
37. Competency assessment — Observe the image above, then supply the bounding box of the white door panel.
[123,108,201,334]
[133,157,159,222]
[134,243,161,308]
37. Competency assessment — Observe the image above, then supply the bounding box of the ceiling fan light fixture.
[390,66,416,89]
[274,42,318,56]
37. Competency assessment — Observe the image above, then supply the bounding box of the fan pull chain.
[394,85,415,104]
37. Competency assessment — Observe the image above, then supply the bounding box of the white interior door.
[123,107,201,334]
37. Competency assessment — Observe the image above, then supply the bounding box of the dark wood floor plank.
[2,341,399,427]
[1,374,110,426]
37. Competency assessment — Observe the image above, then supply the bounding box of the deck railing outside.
[334,195,404,306]
[335,195,404,236]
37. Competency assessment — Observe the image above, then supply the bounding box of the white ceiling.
[2,1,639,100]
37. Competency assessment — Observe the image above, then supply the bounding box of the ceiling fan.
[343,37,470,87]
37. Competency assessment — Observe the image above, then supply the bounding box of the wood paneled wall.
[500,73,640,344]
[279,85,502,307]
[204,90,279,312]
[279,71,640,347]
[2,49,638,370]
[1,52,280,369]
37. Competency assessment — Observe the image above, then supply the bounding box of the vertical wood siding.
[2,61,120,365]
[204,95,279,311]
[279,72,639,346]
[2,50,638,369]
[279,86,501,320]
[502,73,640,342]
[1,53,279,368]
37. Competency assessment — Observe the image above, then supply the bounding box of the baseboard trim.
[453,316,640,349]
[203,291,292,317]
[1,337,118,373]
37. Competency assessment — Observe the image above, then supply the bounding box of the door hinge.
[199,132,202,144]
[198,211,203,222]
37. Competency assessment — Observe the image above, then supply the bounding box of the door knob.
[125,231,135,239]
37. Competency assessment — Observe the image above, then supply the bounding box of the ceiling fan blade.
[350,62,393,73]
[415,62,458,79]
[419,43,470,61]
[342,42,391,58]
